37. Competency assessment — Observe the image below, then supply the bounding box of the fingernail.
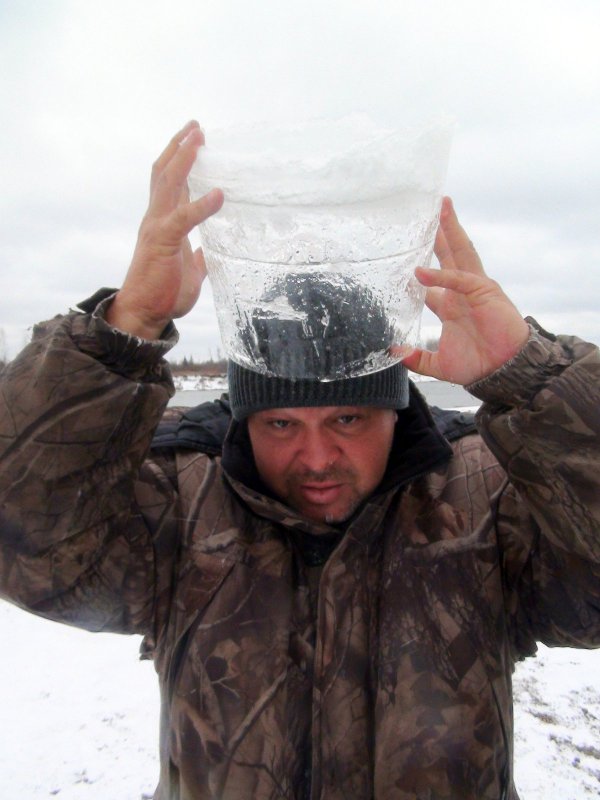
[206,187,225,209]
[178,120,197,139]
[182,127,204,147]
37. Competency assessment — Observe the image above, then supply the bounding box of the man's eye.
[270,419,290,430]
[337,415,359,426]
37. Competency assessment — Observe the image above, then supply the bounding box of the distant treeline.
[168,356,227,376]
[166,337,441,377]
[0,330,445,376]
[0,351,226,376]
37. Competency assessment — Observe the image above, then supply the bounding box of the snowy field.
[1,600,599,799]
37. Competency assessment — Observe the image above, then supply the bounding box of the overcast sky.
[1,0,598,362]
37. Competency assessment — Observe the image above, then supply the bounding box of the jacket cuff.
[69,288,178,383]
[466,317,572,407]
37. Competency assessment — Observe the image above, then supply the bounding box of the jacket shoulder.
[151,396,232,455]
[429,405,477,442]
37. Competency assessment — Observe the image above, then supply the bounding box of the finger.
[151,121,202,190]
[437,196,485,275]
[415,266,491,303]
[150,127,205,216]
[414,265,449,316]
[164,187,224,241]
[171,247,209,320]
[180,233,194,272]
[423,286,445,318]
[396,347,444,381]
[192,247,209,284]
[433,224,455,270]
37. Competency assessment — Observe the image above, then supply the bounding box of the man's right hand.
[105,120,224,340]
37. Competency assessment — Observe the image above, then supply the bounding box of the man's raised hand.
[106,121,224,340]
[397,197,530,386]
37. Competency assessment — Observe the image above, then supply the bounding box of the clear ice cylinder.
[188,116,453,381]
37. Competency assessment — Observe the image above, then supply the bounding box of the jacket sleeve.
[468,319,600,655]
[0,292,179,636]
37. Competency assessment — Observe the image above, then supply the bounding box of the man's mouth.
[299,483,344,505]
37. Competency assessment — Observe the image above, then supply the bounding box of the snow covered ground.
[1,599,599,799]
[172,374,228,393]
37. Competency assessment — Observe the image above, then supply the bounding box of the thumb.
[192,247,209,284]
[171,248,209,319]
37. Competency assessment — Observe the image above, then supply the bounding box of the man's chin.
[295,497,361,525]
[324,511,352,525]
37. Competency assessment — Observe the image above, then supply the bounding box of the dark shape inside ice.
[239,271,393,379]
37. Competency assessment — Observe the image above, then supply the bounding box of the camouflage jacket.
[1,295,599,800]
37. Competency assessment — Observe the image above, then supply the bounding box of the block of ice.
[188,115,453,380]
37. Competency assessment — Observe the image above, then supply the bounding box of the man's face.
[247,406,397,524]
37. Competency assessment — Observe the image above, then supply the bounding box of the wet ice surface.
[188,117,452,379]
[189,116,453,208]
[203,238,430,379]
[230,269,418,379]
[1,600,599,799]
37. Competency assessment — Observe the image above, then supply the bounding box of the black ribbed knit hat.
[228,270,409,420]
[228,360,407,420]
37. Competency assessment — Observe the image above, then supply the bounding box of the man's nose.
[298,430,340,473]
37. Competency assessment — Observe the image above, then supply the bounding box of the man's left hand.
[397,197,530,386]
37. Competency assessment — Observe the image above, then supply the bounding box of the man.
[0,120,599,800]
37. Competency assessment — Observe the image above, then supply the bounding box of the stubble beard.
[283,466,365,524]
